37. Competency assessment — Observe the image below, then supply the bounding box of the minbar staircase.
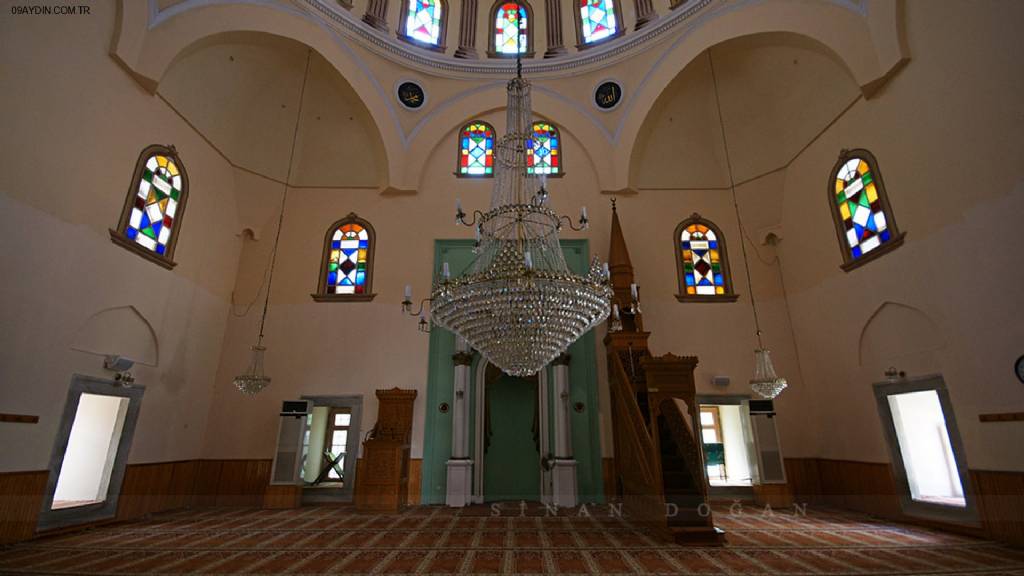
[602,199,723,545]
[606,342,725,545]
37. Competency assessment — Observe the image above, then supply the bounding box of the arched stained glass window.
[314,214,377,302]
[527,122,560,175]
[458,122,495,176]
[492,1,530,56]
[110,145,189,269]
[829,149,904,270]
[577,0,621,46]
[674,214,737,302]
[400,0,446,48]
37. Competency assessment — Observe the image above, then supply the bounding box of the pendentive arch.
[112,0,399,188]
[613,0,908,193]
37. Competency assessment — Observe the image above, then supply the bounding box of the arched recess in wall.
[111,2,398,188]
[157,31,387,190]
[408,89,609,191]
[858,302,944,367]
[628,31,864,192]
[615,0,908,192]
[70,305,159,366]
[418,107,602,192]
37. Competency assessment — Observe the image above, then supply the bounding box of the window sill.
[310,293,377,302]
[109,229,177,270]
[840,231,906,272]
[453,172,494,178]
[575,29,625,51]
[675,293,740,303]
[397,34,446,53]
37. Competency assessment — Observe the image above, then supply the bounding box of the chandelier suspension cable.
[258,48,313,344]
[233,49,312,395]
[707,50,763,349]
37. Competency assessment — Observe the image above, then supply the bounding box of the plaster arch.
[613,0,908,191]
[401,82,615,190]
[112,0,401,188]
[858,301,944,367]
[70,305,160,367]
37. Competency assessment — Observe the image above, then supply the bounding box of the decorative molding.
[0,414,39,424]
[452,351,474,366]
[979,412,1024,423]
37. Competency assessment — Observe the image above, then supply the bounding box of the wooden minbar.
[355,388,418,513]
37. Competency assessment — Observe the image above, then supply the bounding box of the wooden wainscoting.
[193,459,272,508]
[117,460,197,521]
[785,458,1024,547]
[407,458,422,505]
[0,470,49,544]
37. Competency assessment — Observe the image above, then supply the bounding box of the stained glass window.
[112,145,189,267]
[527,122,559,175]
[316,214,376,300]
[403,0,444,46]
[830,149,902,267]
[675,215,734,300]
[459,122,495,176]
[579,0,618,45]
[494,2,528,55]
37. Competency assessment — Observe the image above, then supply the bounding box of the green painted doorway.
[483,370,540,502]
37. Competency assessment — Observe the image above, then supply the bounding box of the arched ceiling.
[630,32,861,190]
[159,32,385,187]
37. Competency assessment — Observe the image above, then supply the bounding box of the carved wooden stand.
[355,388,418,513]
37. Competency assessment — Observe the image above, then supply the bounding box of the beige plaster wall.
[0,3,241,471]
[775,0,1024,471]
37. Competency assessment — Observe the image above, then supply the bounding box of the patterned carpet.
[1,503,1022,575]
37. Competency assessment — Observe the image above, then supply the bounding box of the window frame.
[673,213,739,303]
[455,121,496,178]
[109,144,190,270]
[828,148,906,272]
[573,0,625,50]
[873,375,979,525]
[527,121,565,177]
[311,213,377,302]
[487,0,534,58]
[397,0,449,52]
[37,374,145,531]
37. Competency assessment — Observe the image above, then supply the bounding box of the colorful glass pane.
[527,122,559,175]
[404,0,443,45]
[125,154,182,256]
[680,224,726,296]
[459,123,494,176]
[579,0,617,44]
[834,157,891,259]
[495,3,528,55]
[327,223,370,295]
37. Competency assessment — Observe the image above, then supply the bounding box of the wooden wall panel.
[0,471,48,545]
[972,469,1024,547]
[407,458,422,505]
[785,458,1024,548]
[602,458,617,502]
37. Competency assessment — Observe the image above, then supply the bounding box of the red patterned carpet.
[1,503,1022,575]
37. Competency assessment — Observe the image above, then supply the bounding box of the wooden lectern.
[355,388,417,512]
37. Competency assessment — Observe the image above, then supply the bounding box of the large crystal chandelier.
[420,73,612,376]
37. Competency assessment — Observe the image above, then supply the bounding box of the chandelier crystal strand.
[429,74,611,376]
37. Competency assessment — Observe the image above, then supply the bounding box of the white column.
[551,353,578,507]
[446,338,474,507]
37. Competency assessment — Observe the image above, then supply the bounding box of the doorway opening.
[39,375,144,531]
[874,376,977,522]
[698,403,753,487]
[481,365,542,502]
[299,396,362,503]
